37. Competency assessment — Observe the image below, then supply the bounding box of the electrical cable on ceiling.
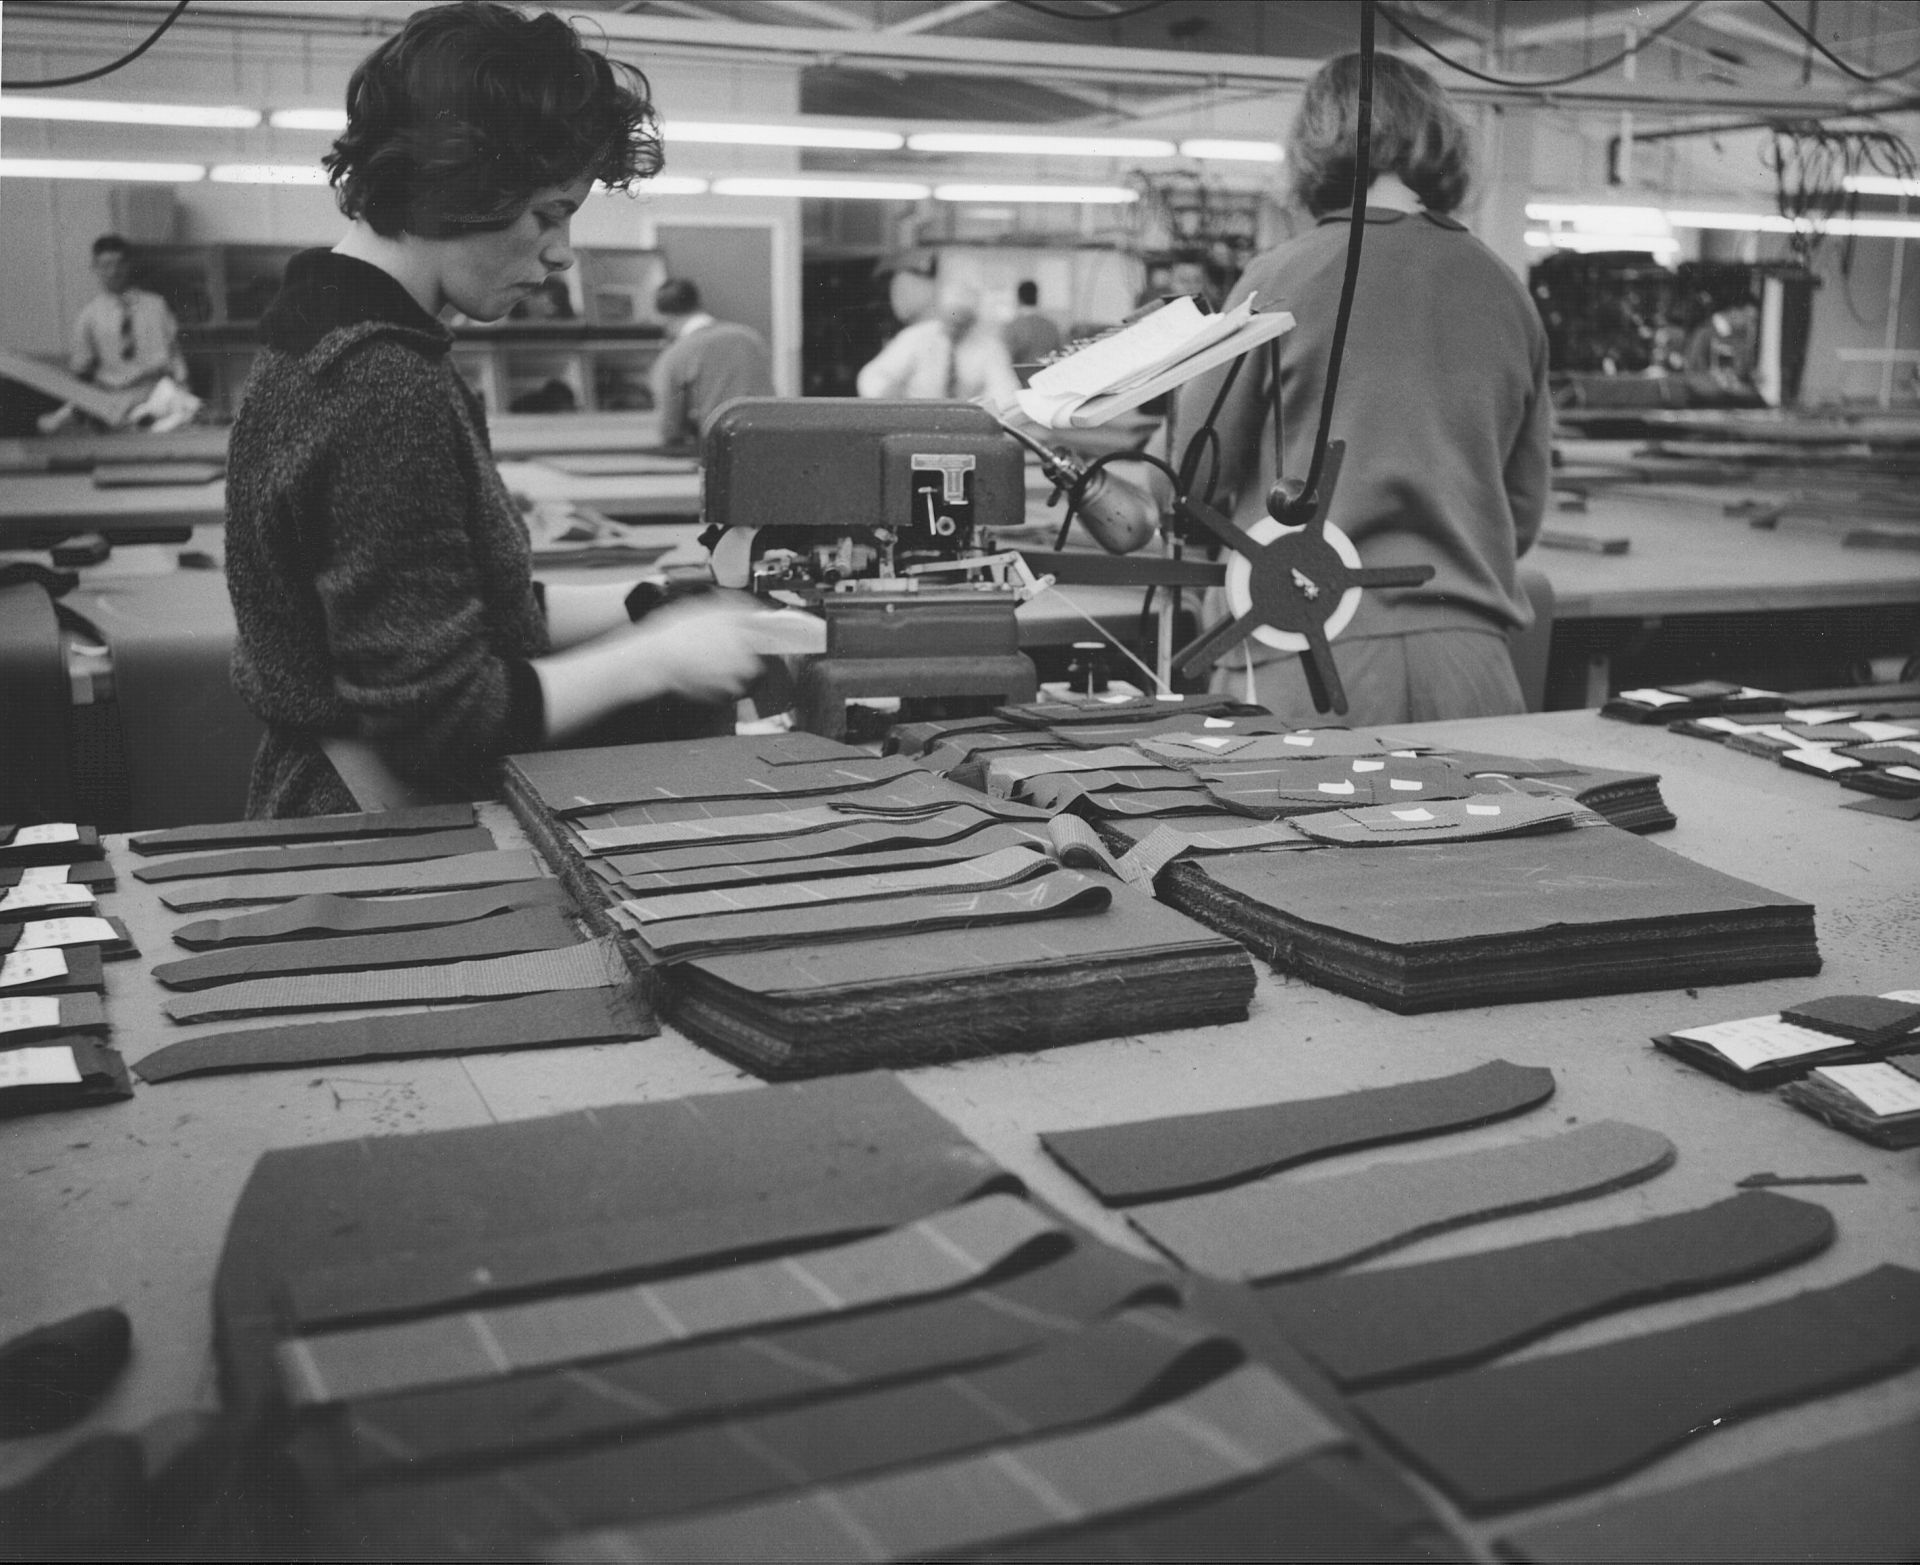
[1377,0,1705,91]
[2,0,192,90]
[1758,0,1920,84]
[1012,0,1171,21]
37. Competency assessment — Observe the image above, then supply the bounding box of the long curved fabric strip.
[1354,1264,1920,1514]
[325,1242,1179,1481]
[157,850,546,912]
[592,808,1017,877]
[277,1195,1062,1408]
[150,906,582,990]
[580,772,1051,837]
[617,847,1055,925]
[621,873,1112,965]
[536,1359,1346,1564]
[131,826,495,883]
[1043,1060,1555,1204]
[0,992,106,1042]
[1501,1418,1920,1563]
[164,937,625,1024]
[600,825,1054,897]
[171,880,568,950]
[0,947,105,995]
[1259,1190,1835,1388]
[130,803,475,854]
[1128,1121,1675,1281]
[133,986,651,1084]
[332,1310,1239,1559]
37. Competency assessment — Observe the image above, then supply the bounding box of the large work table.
[5,710,1917,1557]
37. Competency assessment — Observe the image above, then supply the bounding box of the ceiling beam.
[764,0,875,30]
[885,0,1005,35]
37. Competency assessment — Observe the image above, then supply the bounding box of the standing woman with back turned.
[226,2,764,818]
[1177,53,1551,725]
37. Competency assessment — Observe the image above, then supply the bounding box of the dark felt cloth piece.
[150,905,580,990]
[1843,793,1920,821]
[591,807,1020,877]
[133,986,651,1084]
[0,1432,147,1559]
[1842,766,1920,800]
[1042,1060,1556,1204]
[0,860,115,889]
[1780,1055,1920,1149]
[998,693,1259,727]
[1288,794,1584,846]
[0,1037,133,1115]
[276,1196,1061,1407]
[573,769,1052,837]
[156,849,545,911]
[129,803,476,854]
[1780,993,1920,1044]
[0,1307,131,1436]
[0,991,107,1040]
[215,1074,1014,1416]
[534,1360,1344,1565]
[171,879,567,949]
[328,1309,1238,1558]
[1259,1190,1835,1388]
[509,733,858,813]
[0,945,105,994]
[0,916,136,959]
[0,826,103,866]
[161,937,621,1023]
[605,824,1054,897]
[1204,759,1470,817]
[1129,1121,1676,1281]
[319,1240,1179,1482]
[1354,1263,1920,1514]
[130,826,495,883]
[1501,1417,1920,1563]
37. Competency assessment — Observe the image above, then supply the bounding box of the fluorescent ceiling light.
[934,183,1137,204]
[1180,139,1283,162]
[210,163,327,184]
[1843,174,1920,197]
[600,175,710,196]
[0,95,260,128]
[665,121,903,150]
[908,132,1173,158]
[269,108,349,132]
[0,157,204,181]
[1525,202,1669,233]
[710,176,929,200]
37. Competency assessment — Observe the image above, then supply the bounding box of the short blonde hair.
[1287,52,1471,217]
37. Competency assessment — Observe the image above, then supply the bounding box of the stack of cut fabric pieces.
[124,805,650,1084]
[502,736,1256,1077]
[213,1073,1460,1562]
[0,820,133,1114]
[1039,1062,1920,1552]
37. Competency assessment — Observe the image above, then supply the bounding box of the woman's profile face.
[438,175,592,322]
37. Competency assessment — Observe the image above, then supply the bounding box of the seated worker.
[650,277,775,450]
[856,287,1021,407]
[37,234,192,433]
[224,0,766,818]
[1174,51,1549,725]
[1001,279,1063,382]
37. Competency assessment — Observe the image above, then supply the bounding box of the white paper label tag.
[1783,747,1858,774]
[1882,990,1920,1004]
[1672,1014,1843,1071]
[0,1045,82,1089]
[1729,686,1779,700]
[1815,1063,1920,1118]
[1203,717,1234,728]
[0,883,94,914]
[1283,734,1315,746]
[1316,781,1356,795]
[9,823,81,848]
[1391,807,1435,822]
[18,865,73,887]
[0,996,61,1034]
[1783,707,1858,725]
[1851,721,1919,742]
[1188,736,1234,749]
[1352,760,1384,772]
[1388,778,1424,791]
[1619,688,1688,707]
[16,918,115,950]
[1466,803,1503,815]
[0,950,68,989]
[1693,716,1748,733]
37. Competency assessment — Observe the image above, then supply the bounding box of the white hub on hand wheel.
[1223,517,1364,653]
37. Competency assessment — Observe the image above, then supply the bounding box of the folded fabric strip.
[163,937,625,1024]
[131,827,496,883]
[331,1310,1239,1558]
[133,986,651,1083]
[1500,1417,1920,1563]
[537,1359,1345,1565]
[1354,1264,1920,1513]
[577,772,1050,836]
[1259,1190,1835,1388]
[276,1195,1063,1407]
[157,850,546,911]
[1043,1060,1556,1204]
[322,1241,1179,1481]
[590,808,1019,877]
[1128,1121,1676,1281]
[602,825,1055,897]
[150,906,581,990]
[171,880,569,949]
[130,803,475,854]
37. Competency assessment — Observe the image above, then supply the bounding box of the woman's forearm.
[540,579,643,650]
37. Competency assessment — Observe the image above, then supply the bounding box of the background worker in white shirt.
[856,287,1020,407]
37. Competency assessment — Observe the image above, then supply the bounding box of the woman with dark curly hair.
[1176,52,1550,726]
[225,1,765,817]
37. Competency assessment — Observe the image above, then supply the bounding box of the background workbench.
[4,710,1917,1558]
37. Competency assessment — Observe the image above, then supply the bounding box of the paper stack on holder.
[1010,294,1295,430]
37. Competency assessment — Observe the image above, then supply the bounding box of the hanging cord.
[1377,1,1704,92]
[1757,0,1920,84]
[3,0,192,90]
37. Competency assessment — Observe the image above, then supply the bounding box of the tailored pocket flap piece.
[1289,793,1587,844]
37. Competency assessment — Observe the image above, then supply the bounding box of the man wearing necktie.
[856,287,1020,408]
[68,235,188,397]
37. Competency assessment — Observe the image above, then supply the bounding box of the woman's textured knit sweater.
[225,251,547,818]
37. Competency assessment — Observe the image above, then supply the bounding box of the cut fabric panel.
[1042,1060,1555,1204]
[601,825,1055,898]
[130,804,475,854]
[0,947,105,995]
[157,850,546,911]
[131,826,495,883]
[1128,1121,1675,1281]
[1286,794,1586,846]
[0,1037,131,1115]
[171,880,569,949]
[0,992,107,1042]
[0,825,103,867]
[0,916,137,960]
